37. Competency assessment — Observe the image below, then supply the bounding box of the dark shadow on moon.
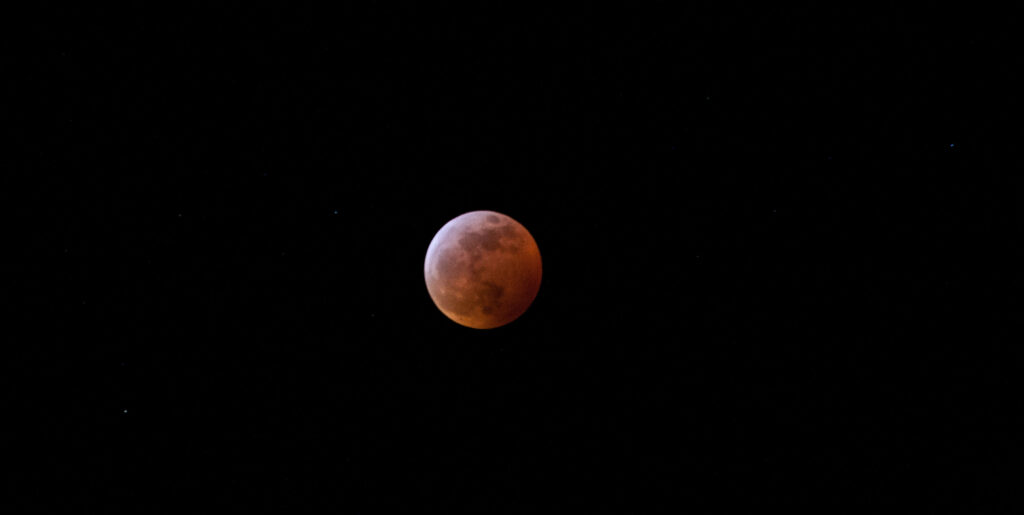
[459,228,503,252]
[476,281,505,315]
[457,223,522,255]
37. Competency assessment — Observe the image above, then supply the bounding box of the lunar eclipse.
[424,211,542,329]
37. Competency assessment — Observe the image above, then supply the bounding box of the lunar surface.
[424,211,542,329]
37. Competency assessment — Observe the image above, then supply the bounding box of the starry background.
[15,4,1018,512]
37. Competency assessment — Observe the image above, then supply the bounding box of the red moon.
[424,211,542,329]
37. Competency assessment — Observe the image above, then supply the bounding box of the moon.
[424,211,542,329]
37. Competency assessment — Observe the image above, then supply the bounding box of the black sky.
[15,4,1018,512]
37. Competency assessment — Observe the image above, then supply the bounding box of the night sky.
[16,4,1017,511]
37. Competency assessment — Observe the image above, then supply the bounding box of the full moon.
[424,211,542,329]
